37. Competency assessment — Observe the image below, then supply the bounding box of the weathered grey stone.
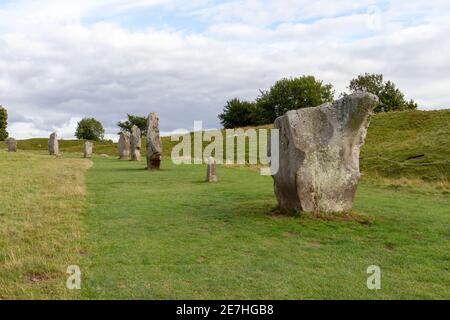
[272,92,379,214]
[6,137,17,152]
[118,132,131,160]
[206,157,218,182]
[130,125,141,161]
[48,132,59,156]
[146,112,162,170]
[84,141,93,158]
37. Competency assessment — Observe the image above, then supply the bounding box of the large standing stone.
[206,157,218,182]
[130,125,141,161]
[118,132,131,160]
[84,141,93,158]
[146,112,162,170]
[6,138,17,152]
[272,92,379,214]
[48,132,59,156]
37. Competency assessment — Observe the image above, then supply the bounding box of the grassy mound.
[361,110,450,183]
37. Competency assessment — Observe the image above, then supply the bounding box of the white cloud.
[0,0,449,139]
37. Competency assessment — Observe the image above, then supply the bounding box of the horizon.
[1,0,450,140]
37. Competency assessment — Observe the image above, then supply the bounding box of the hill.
[12,109,450,184]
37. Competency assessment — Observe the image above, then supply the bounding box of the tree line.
[218,73,418,129]
[0,73,418,142]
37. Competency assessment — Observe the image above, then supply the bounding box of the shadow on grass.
[269,206,373,225]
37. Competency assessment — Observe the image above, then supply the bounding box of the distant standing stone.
[130,125,141,161]
[84,141,93,158]
[48,132,59,156]
[272,92,379,214]
[206,157,218,182]
[146,112,162,170]
[6,137,17,152]
[118,132,131,160]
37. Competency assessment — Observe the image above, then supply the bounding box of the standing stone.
[118,132,131,160]
[206,157,218,182]
[130,125,141,161]
[6,138,17,152]
[146,112,162,170]
[272,92,379,214]
[48,132,59,156]
[84,141,93,158]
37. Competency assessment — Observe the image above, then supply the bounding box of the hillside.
[11,109,450,183]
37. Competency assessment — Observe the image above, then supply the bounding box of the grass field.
[0,151,90,299]
[16,109,450,185]
[1,151,449,299]
[1,109,449,299]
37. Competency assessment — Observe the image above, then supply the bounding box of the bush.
[348,73,418,112]
[217,76,335,128]
[255,76,335,123]
[218,99,260,129]
[75,118,105,141]
[0,106,8,141]
[117,114,148,136]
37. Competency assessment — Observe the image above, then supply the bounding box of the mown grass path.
[81,157,450,299]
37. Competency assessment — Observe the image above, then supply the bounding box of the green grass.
[361,109,450,182]
[2,109,449,299]
[78,157,450,299]
[1,152,449,299]
[0,151,90,299]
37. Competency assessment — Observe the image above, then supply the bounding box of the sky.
[1,0,449,140]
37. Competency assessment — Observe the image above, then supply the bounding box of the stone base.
[147,158,161,170]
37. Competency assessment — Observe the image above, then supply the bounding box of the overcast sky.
[1,0,449,140]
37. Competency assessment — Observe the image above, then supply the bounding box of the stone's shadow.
[192,180,217,184]
[269,206,301,218]
[112,167,148,172]
[268,206,373,225]
[112,167,171,172]
[302,211,373,225]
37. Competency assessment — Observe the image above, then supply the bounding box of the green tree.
[117,114,148,136]
[348,73,418,112]
[218,98,260,129]
[0,106,8,141]
[75,117,105,141]
[256,76,335,123]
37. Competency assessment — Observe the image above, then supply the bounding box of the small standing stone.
[118,132,131,160]
[48,132,59,156]
[6,138,17,152]
[146,112,162,170]
[206,157,218,182]
[130,125,141,161]
[84,141,93,158]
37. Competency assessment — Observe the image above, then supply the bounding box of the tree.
[117,114,148,136]
[348,73,418,112]
[348,73,384,97]
[0,106,8,141]
[75,118,105,141]
[218,98,259,129]
[256,76,335,123]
